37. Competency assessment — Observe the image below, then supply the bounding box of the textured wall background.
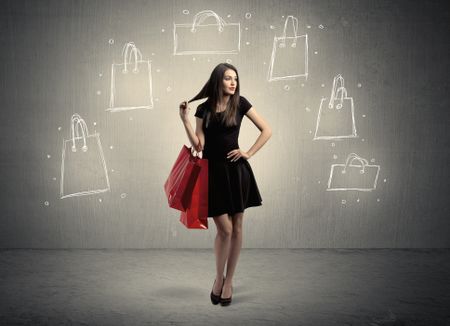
[1,0,449,248]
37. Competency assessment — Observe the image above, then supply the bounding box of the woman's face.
[222,69,238,96]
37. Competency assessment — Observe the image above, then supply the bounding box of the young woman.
[179,63,272,306]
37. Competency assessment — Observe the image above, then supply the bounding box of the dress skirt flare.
[207,157,262,217]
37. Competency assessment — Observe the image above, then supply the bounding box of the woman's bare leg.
[212,214,233,295]
[222,212,244,298]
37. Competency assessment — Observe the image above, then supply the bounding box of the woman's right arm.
[179,101,204,152]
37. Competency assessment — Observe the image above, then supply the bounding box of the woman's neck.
[217,95,230,107]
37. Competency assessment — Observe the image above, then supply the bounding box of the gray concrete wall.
[1,0,449,248]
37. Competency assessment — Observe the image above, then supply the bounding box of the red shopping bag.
[180,154,208,229]
[164,145,201,211]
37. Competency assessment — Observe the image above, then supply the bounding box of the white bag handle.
[128,46,142,73]
[333,86,348,109]
[70,114,89,152]
[191,10,226,33]
[342,153,368,174]
[328,74,346,109]
[71,115,88,152]
[122,42,143,73]
[279,15,299,48]
[190,143,202,158]
[74,120,85,138]
[122,42,135,65]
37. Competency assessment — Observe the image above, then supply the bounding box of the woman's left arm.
[227,107,272,161]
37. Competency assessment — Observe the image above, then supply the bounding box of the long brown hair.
[188,63,240,128]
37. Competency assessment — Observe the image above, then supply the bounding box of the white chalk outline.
[314,74,358,140]
[173,10,241,55]
[327,153,380,192]
[107,42,154,112]
[267,15,308,81]
[60,114,111,199]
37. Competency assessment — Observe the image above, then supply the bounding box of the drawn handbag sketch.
[173,10,241,55]
[107,42,153,112]
[314,74,358,140]
[60,114,110,199]
[267,15,308,81]
[327,153,380,192]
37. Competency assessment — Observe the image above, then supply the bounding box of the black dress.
[194,96,263,217]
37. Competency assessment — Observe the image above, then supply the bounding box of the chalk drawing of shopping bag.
[60,114,111,199]
[267,15,308,81]
[314,74,358,140]
[107,42,154,112]
[173,10,241,55]
[327,153,380,192]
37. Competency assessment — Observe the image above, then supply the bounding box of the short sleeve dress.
[194,96,262,217]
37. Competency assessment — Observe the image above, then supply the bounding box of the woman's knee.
[213,214,233,238]
[219,228,232,239]
[231,212,244,236]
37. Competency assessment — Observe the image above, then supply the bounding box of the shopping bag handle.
[70,114,86,139]
[71,114,89,152]
[279,16,299,48]
[74,119,87,138]
[332,86,348,109]
[328,74,346,109]
[343,153,368,174]
[191,147,200,158]
[121,42,143,73]
[191,10,226,33]
[122,42,135,65]
[70,114,89,152]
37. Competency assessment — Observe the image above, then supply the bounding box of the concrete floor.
[0,249,449,326]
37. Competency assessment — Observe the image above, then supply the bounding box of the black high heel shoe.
[210,276,225,305]
[219,283,233,306]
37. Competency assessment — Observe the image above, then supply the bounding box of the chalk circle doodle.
[267,15,308,81]
[173,10,241,55]
[60,114,110,199]
[107,42,154,113]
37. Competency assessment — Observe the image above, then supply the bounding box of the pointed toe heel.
[210,276,225,305]
[220,285,233,306]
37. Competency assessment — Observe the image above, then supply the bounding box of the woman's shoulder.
[239,95,249,102]
[195,100,210,118]
[198,99,212,110]
[238,95,252,114]
[197,99,206,107]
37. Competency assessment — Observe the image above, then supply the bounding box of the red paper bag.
[180,155,209,229]
[164,145,201,211]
